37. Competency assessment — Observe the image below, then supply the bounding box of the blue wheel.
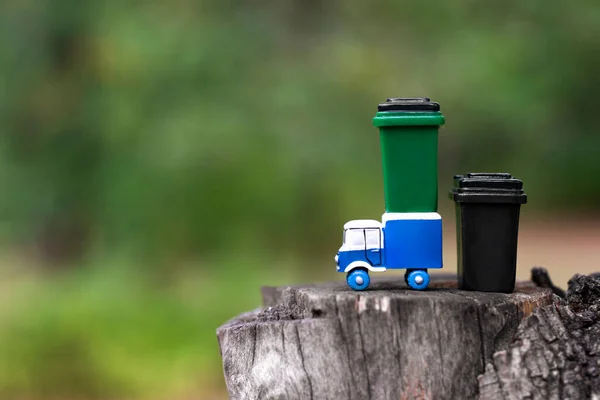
[347,269,370,291]
[406,269,430,290]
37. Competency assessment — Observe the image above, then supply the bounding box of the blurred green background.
[1,0,600,398]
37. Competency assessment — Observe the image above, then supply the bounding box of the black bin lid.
[450,173,527,204]
[378,97,440,112]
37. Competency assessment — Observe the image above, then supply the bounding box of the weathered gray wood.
[217,274,553,400]
[478,272,600,400]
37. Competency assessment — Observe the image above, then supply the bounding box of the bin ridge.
[450,173,527,204]
[378,98,440,112]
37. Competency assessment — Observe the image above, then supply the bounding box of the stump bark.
[478,272,600,400]
[217,274,554,399]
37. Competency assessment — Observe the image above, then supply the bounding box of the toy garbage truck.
[335,98,446,291]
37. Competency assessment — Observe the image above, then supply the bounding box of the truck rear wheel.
[347,269,370,291]
[406,269,430,290]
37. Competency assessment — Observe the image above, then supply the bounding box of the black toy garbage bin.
[450,173,527,293]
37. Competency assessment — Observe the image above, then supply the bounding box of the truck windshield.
[344,229,366,249]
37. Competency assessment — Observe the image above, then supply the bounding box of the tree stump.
[217,274,554,399]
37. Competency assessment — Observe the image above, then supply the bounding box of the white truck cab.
[335,220,385,283]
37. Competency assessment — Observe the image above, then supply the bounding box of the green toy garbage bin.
[373,98,445,213]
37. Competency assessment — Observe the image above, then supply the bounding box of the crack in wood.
[333,296,355,399]
[251,324,257,369]
[356,295,373,400]
[432,300,446,385]
[295,324,314,400]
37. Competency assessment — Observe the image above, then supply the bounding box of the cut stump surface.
[217,275,554,400]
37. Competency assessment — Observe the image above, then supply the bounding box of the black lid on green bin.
[450,173,527,204]
[378,97,440,112]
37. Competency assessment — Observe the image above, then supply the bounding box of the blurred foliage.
[0,0,599,398]
[0,256,301,399]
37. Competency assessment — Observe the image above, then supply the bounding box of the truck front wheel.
[347,269,370,291]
